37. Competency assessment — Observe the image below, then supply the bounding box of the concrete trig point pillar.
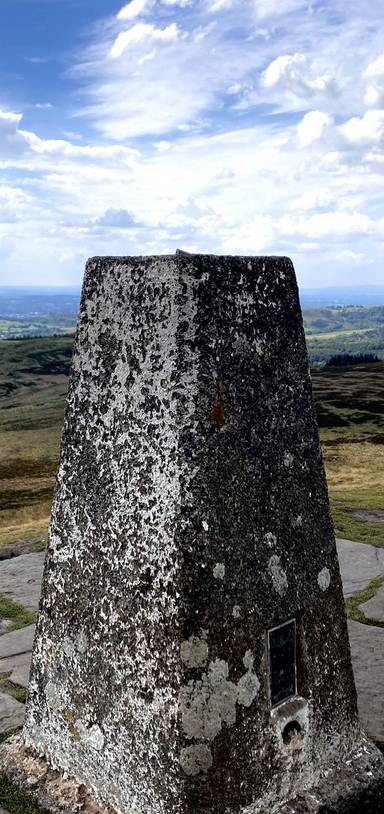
[2,254,384,813]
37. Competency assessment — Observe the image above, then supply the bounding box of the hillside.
[0,335,383,552]
[304,306,384,365]
[0,337,72,549]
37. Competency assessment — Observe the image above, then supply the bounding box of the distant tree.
[325,353,380,367]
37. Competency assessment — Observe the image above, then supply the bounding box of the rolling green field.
[0,333,383,551]
[304,306,384,365]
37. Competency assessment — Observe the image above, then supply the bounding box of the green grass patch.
[0,732,48,814]
[346,575,384,628]
[0,596,36,632]
[0,772,49,814]
[0,731,17,745]
[330,488,384,549]
[0,676,28,705]
[9,688,28,704]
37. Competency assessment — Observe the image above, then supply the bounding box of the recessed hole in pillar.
[282,720,302,746]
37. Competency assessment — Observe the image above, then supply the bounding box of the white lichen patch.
[76,722,105,752]
[179,655,260,755]
[180,632,208,669]
[283,452,294,468]
[318,567,331,592]
[268,555,288,596]
[213,563,225,580]
[292,515,303,529]
[243,650,254,671]
[179,744,213,777]
[232,605,241,619]
[179,659,238,742]
[45,681,61,713]
[264,532,277,548]
[237,671,260,708]
[76,631,88,655]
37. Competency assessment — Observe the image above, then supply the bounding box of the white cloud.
[117,0,154,21]
[363,53,384,108]
[297,111,333,147]
[161,0,192,5]
[93,208,138,228]
[33,103,53,110]
[110,22,179,58]
[0,109,22,124]
[261,53,336,100]
[340,110,384,146]
[2,0,384,287]
[364,52,384,79]
[208,0,233,11]
[253,0,309,19]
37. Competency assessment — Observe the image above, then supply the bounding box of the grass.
[0,731,17,745]
[0,336,71,549]
[0,676,28,705]
[312,361,384,548]
[0,732,49,814]
[346,575,384,628]
[0,595,36,633]
[0,772,49,814]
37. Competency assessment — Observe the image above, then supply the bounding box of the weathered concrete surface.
[2,255,383,814]
[336,538,384,598]
[361,583,384,621]
[0,553,45,612]
[0,693,25,734]
[348,621,384,745]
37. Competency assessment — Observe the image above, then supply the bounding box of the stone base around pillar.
[1,733,384,814]
[277,738,384,814]
[0,734,114,814]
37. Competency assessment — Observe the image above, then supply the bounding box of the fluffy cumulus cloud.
[1,0,384,285]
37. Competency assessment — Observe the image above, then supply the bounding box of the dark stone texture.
[1,255,382,813]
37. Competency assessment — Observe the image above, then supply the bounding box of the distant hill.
[0,287,80,339]
[300,286,384,308]
[1,287,384,363]
[304,306,384,365]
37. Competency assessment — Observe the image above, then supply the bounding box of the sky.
[1,0,384,287]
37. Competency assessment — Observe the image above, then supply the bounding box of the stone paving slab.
[0,626,35,661]
[0,692,25,733]
[0,652,32,689]
[336,538,384,598]
[0,553,45,613]
[348,620,384,745]
[361,583,384,622]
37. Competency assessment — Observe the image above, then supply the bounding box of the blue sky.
[1,0,384,287]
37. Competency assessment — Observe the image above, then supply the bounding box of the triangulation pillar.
[1,254,384,814]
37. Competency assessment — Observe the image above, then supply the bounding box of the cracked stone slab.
[0,652,32,690]
[348,620,384,745]
[336,538,384,599]
[361,583,384,622]
[0,626,35,661]
[0,553,45,613]
[0,692,25,733]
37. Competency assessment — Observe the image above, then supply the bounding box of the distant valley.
[1,285,384,365]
